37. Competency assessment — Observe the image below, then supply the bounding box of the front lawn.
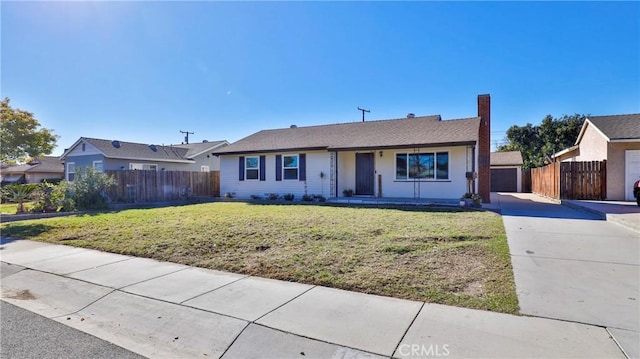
[0,202,518,313]
[0,201,34,214]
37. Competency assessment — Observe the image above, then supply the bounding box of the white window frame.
[245,156,260,181]
[282,154,299,180]
[66,162,76,181]
[201,165,210,172]
[129,163,158,171]
[93,160,104,173]
[394,151,450,181]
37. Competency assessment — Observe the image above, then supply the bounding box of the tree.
[498,114,586,169]
[0,98,58,163]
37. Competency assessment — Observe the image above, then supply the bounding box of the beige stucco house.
[553,114,640,201]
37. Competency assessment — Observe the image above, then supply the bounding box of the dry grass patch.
[1,202,518,313]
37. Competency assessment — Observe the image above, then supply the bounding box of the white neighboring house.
[60,138,229,181]
[490,151,523,193]
[216,95,493,201]
[553,113,640,201]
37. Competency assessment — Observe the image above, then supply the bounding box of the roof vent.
[149,144,157,152]
[202,140,209,143]
[290,125,297,128]
[407,113,415,118]
[112,140,121,148]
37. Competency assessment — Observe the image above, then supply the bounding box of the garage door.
[625,150,640,201]
[491,168,517,192]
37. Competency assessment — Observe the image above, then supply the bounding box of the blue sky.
[2,1,638,155]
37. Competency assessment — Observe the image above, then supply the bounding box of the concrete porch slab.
[222,323,385,359]
[1,262,25,278]
[0,270,112,318]
[256,286,423,356]
[122,267,246,304]
[608,328,640,359]
[68,257,188,289]
[18,249,132,275]
[60,290,247,358]
[183,276,312,321]
[395,303,625,358]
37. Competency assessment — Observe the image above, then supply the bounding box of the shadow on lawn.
[0,224,52,244]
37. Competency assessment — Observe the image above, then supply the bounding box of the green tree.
[498,114,586,168]
[0,98,58,163]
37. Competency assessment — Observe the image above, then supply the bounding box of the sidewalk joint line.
[252,284,316,323]
[177,274,250,305]
[218,322,252,359]
[510,254,639,267]
[116,266,189,290]
[63,257,134,275]
[606,327,631,359]
[391,301,425,357]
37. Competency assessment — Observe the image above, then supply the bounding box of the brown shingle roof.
[217,115,480,154]
[587,114,640,141]
[491,151,523,166]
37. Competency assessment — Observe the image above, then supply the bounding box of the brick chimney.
[477,94,491,203]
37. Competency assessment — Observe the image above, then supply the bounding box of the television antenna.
[180,130,194,144]
[357,107,370,122]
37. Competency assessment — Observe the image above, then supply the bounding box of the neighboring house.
[553,113,640,201]
[60,137,229,181]
[216,94,492,202]
[0,156,64,185]
[490,151,523,192]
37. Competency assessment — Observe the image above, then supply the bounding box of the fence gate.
[531,161,606,200]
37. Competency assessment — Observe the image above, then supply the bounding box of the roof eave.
[217,146,329,156]
[610,138,640,143]
[188,141,230,157]
[329,141,477,151]
[103,155,196,164]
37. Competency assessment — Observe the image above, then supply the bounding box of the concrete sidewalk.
[0,238,627,359]
[561,198,640,233]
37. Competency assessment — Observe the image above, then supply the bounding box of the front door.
[355,153,374,195]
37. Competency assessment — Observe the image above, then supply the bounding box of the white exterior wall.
[220,150,330,199]
[222,146,472,200]
[372,146,469,199]
[181,152,222,172]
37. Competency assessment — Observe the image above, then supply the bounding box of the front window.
[93,161,104,173]
[66,162,76,181]
[245,156,259,180]
[395,152,449,180]
[283,154,298,180]
[129,163,158,171]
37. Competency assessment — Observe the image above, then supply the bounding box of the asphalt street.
[1,300,144,359]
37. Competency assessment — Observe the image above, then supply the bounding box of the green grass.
[0,201,34,214]
[0,202,519,313]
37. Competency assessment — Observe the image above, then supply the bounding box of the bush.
[223,192,234,198]
[283,193,294,201]
[1,184,38,213]
[250,194,262,200]
[267,193,280,200]
[69,167,116,210]
[302,194,314,202]
[343,189,354,197]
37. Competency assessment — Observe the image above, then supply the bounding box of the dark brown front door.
[356,153,374,195]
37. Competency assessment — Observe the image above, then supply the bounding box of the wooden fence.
[531,161,606,200]
[106,170,220,203]
[521,168,532,193]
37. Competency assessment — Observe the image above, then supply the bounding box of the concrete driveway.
[498,193,640,358]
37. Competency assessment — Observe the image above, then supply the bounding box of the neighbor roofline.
[552,144,579,158]
[575,118,610,145]
[186,141,230,158]
[59,138,105,160]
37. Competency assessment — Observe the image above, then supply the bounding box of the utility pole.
[357,107,370,122]
[180,130,194,144]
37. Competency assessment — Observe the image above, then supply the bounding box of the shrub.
[223,192,234,198]
[302,194,314,202]
[69,167,116,210]
[267,193,280,200]
[283,193,294,201]
[343,189,354,197]
[250,194,262,200]
[1,184,38,213]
